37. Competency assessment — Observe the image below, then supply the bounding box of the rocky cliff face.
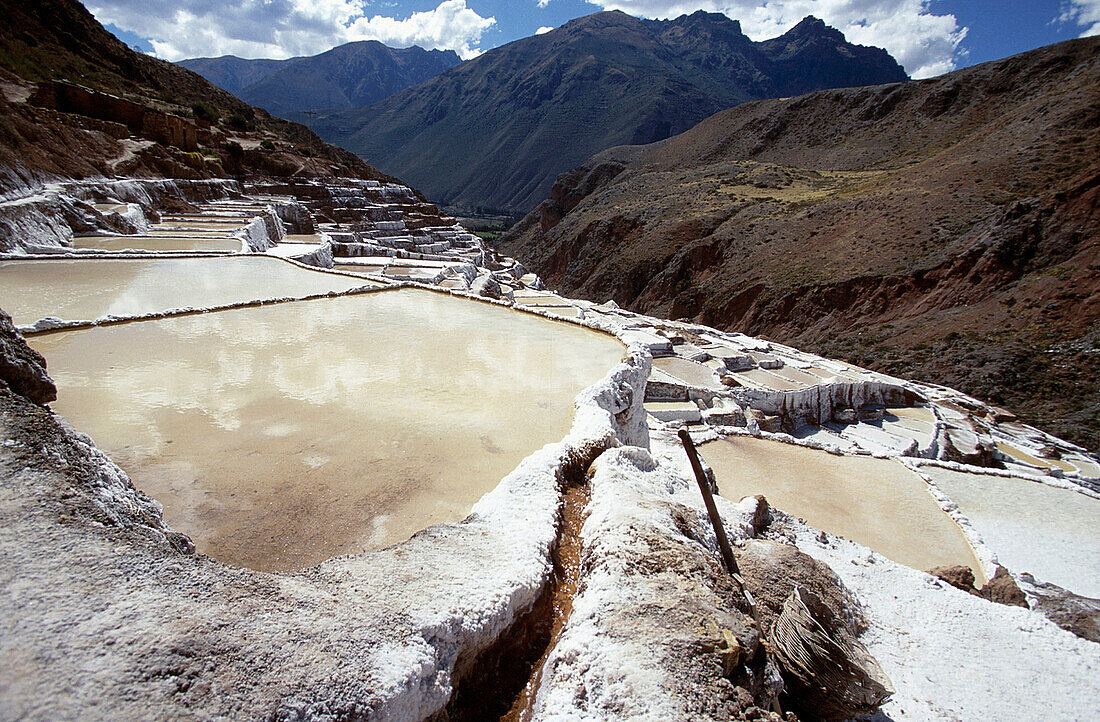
[0,0,398,187]
[0,308,55,405]
[497,36,1100,448]
[309,10,906,214]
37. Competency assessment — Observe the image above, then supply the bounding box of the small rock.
[1018,572,1100,642]
[0,308,58,405]
[737,539,867,638]
[978,567,1028,608]
[470,273,503,300]
[928,564,977,593]
[832,407,858,425]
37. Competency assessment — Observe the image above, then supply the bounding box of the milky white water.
[30,290,624,572]
[651,356,723,389]
[151,220,244,230]
[0,257,367,325]
[921,466,1100,596]
[71,235,243,252]
[701,436,984,578]
[731,368,804,391]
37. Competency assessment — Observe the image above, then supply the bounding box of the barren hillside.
[498,36,1100,448]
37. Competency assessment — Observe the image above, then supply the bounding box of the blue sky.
[92,0,1100,79]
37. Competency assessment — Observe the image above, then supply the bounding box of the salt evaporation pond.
[71,234,244,252]
[30,290,625,571]
[922,466,1100,597]
[0,257,368,325]
[701,437,984,578]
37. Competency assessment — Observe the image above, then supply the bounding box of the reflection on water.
[32,291,624,572]
[701,436,985,579]
[0,257,366,325]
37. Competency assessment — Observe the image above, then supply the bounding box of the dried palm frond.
[769,586,893,720]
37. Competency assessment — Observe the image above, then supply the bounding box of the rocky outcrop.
[928,565,1028,609]
[29,81,199,151]
[737,539,868,639]
[0,308,56,404]
[271,200,314,234]
[1018,573,1100,643]
[0,0,404,186]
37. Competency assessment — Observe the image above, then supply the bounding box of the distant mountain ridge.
[179,42,462,116]
[306,10,908,213]
[175,56,286,95]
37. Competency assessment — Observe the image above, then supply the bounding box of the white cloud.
[583,1,968,79]
[536,26,555,35]
[86,0,495,61]
[1060,0,1100,37]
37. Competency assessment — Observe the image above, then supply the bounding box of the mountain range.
[304,10,908,213]
[179,42,461,117]
[497,36,1100,448]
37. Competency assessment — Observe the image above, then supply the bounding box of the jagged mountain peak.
[310,9,908,214]
[777,15,848,44]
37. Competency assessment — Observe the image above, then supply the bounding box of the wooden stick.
[678,428,740,576]
[680,430,777,709]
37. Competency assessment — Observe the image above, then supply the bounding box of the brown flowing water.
[700,436,984,579]
[30,290,624,572]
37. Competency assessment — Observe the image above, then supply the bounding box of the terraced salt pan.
[995,442,1077,473]
[701,436,984,578]
[651,356,723,389]
[30,290,625,572]
[147,227,235,235]
[878,414,935,448]
[151,220,245,230]
[0,257,367,325]
[888,405,937,423]
[71,234,244,252]
[767,365,827,387]
[921,466,1100,597]
[731,368,804,391]
[530,306,584,319]
[335,262,389,276]
[514,293,573,306]
[92,202,128,213]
